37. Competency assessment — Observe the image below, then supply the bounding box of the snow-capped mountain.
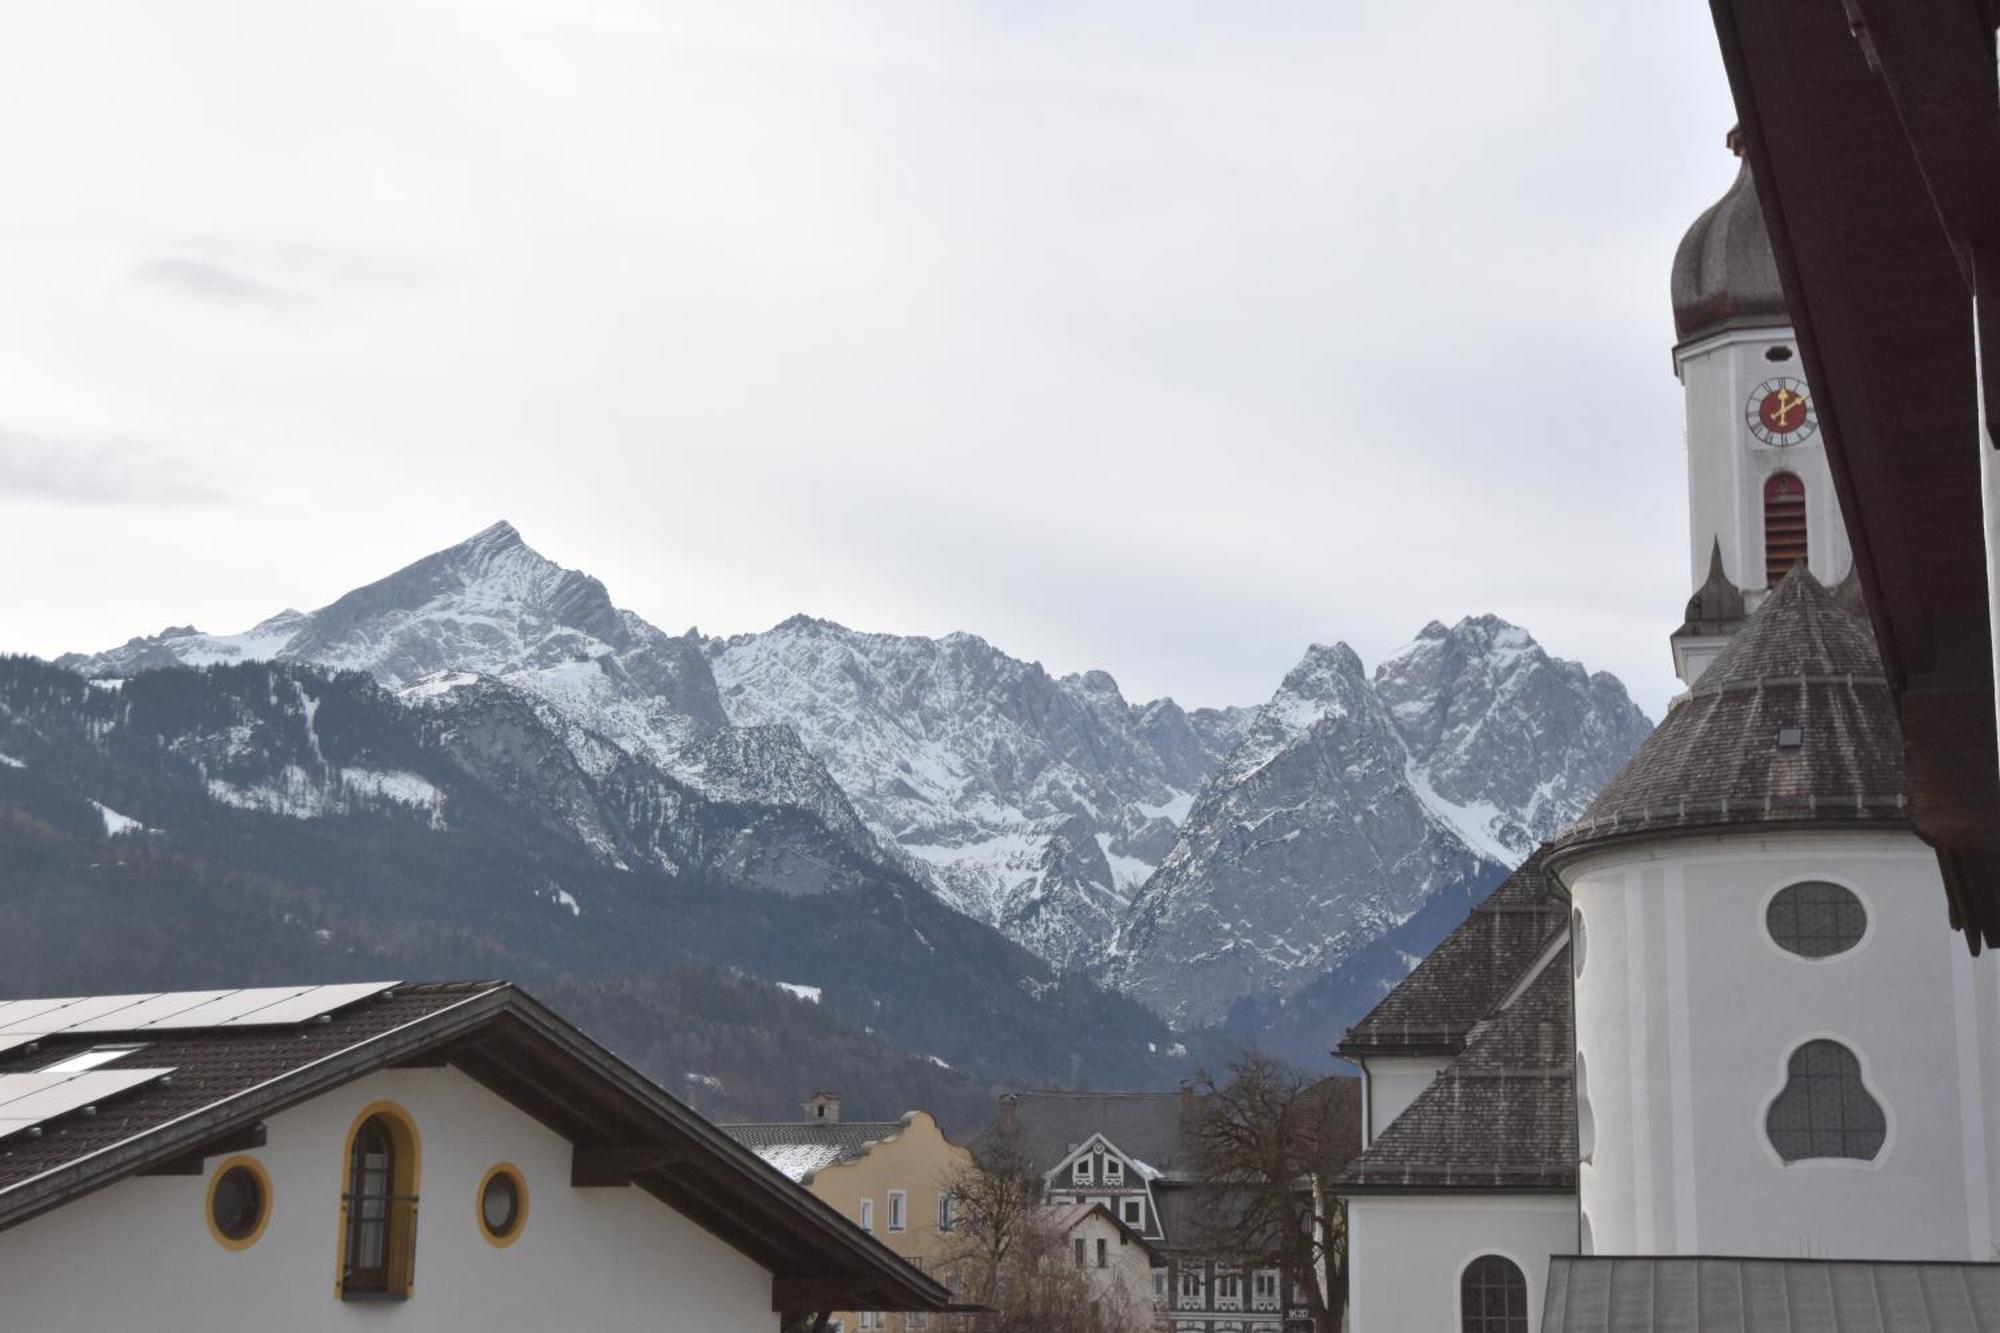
[1107,619,1650,1026]
[62,521,729,768]
[61,524,1251,963]
[705,617,1248,970]
[57,522,1647,1016]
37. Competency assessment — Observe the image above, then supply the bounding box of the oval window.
[1572,908,1586,979]
[207,1157,270,1249]
[1766,881,1866,958]
[477,1164,527,1246]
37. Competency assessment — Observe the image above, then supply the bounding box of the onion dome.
[1552,568,1907,861]
[1670,134,1790,343]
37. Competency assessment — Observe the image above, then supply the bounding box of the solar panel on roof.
[0,981,401,1040]
[0,994,161,1035]
[129,986,315,1030]
[65,990,239,1033]
[0,1072,81,1110]
[0,999,84,1032]
[0,1068,173,1135]
[218,981,397,1026]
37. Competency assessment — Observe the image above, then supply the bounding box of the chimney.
[998,1092,1019,1136]
[805,1091,841,1124]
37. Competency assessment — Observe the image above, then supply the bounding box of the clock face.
[1746,377,1817,446]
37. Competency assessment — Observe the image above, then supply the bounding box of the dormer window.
[1072,1157,1093,1186]
[1102,1156,1123,1185]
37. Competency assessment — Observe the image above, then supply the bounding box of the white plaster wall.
[1359,1056,1450,1147]
[1345,1194,1575,1333]
[1568,832,2000,1261]
[0,1066,779,1332]
[1675,327,1851,598]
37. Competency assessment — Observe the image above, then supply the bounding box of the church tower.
[1668,131,1851,685]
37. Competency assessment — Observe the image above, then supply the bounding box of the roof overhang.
[0,984,952,1316]
[1332,1181,1576,1198]
[1707,0,2000,948]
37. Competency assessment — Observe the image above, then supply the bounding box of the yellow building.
[725,1092,973,1333]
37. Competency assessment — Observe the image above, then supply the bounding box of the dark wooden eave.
[1709,0,2000,949]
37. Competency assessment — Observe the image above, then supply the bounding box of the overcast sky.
[0,1,1737,719]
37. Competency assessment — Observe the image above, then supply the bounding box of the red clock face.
[1746,377,1817,446]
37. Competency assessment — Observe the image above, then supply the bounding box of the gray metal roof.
[1340,848,1566,1056]
[1005,1090,1194,1177]
[1552,568,1908,862]
[1671,152,1791,344]
[1543,1256,2000,1332]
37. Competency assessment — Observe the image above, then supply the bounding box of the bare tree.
[936,1131,1151,1333]
[1185,1055,1361,1333]
[936,1128,1043,1313]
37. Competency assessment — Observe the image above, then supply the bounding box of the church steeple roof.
[1553,568,1907,861]
[1670,134,1791,344]
[1675,538,1747,639]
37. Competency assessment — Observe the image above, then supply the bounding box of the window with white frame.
[1120,1196,1144,1228]
[937,1190,956,1233]
[1103,1156,1124,1184]
[1252,1270,1279,1309]
[1178,1268,1204,1307]
[1072,1155,1094,1185]
[887,1190,908,1232]
[1216,1269,1243,1309]
[859,1198,875,1232]
[1050,1194,1076,1206]
[1154,1270,1168,1302]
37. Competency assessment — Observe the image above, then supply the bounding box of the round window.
[207,1158,270,1249]
[477,1165,527,1246]
[1766,880,1866,958]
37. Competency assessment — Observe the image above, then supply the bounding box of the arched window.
[1764,472,1807,585]
[1765,1040,1886,1163]
[1461,1255,1528,1333]
[340,1105,420,1299]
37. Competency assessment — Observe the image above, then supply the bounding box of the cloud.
[0,429,232,507]
[129,257,301,309]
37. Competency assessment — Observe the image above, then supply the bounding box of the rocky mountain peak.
[1106,620,1649,1026]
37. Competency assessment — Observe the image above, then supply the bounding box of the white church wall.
[1357,1055,1450,1147]
[1567,831,1999,1261]
[0,1066,778,1333]
[1345,1194,1575,1333]
[1674,326,1850,601]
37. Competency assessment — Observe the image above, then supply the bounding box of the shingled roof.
[1339,848,1567,1057]
[1552,568,1909,864]
[1334,945,1575,1193]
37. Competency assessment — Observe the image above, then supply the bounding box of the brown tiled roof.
[1338,849,1566,1057]
[0,980,954,1313]
[1552,569,1909,862]
[1334,946,1575,1193]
